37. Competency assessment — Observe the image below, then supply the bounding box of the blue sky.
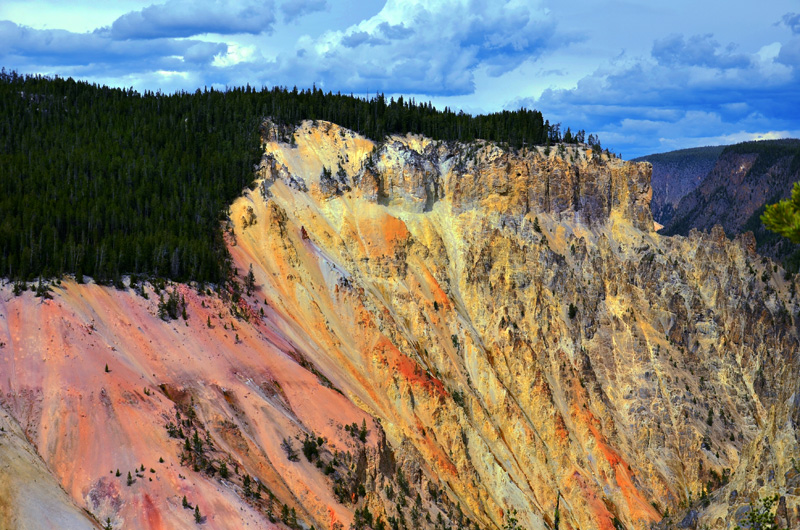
[1,0,798,158]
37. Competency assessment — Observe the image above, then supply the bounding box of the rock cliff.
[1,121,798,530]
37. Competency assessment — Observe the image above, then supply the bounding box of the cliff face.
[1,121,799,530]
[236,122,800,529]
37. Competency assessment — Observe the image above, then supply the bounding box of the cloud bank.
[1,0,798,156]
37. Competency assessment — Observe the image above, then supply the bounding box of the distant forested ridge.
[0,70,586,283]
[633,145,726,226]
[662,139,800,272]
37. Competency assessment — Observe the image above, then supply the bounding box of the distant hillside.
[662,139,800,271]
[633,145,725,225]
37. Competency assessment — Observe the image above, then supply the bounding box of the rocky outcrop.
[357,138,653,231]
[233,121,798,529]
[0,409,98,529]
[1,121,798,530]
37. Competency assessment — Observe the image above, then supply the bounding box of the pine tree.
[243,474,252,497]
[194,505,202,523]
[763,182,800,243]
[245,264,256,296]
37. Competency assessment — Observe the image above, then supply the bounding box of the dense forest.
[0,70,588,283]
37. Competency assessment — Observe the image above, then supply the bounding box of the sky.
[1,0,799,158]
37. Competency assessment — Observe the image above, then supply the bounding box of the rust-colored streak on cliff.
[1,120,799,529]
[228,121,799,529]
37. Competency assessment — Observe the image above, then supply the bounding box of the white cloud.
[212,44,258,67]
[265,0,559,95]
[109,0,276,39]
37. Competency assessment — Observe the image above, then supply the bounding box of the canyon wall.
[1,121,798,529]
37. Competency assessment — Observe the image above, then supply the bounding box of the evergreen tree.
[763,182,800,243]
[245,264,256,296]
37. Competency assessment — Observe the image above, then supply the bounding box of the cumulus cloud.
[110,0,275,39]
[268,0,560,95]
[652,34,750,69]
[511,31,800,157]
[280,0,327,24]
[3,0,562,98]
[0,20,226,77]
[778,37,800,67]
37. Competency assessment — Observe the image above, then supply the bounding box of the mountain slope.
[662,140,800,270]
[633,145,725,226]
[1,121,799,529]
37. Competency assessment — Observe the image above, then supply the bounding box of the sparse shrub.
[503,508,519,530]
[281,438,299,462]
[245,264,256,296]
[302,435,319,461]
[397,468,410,497]
[452,389,465,407]
[734,494,787,530]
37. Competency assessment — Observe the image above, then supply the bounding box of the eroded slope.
[228,121,800,529]
[1,120,799,530]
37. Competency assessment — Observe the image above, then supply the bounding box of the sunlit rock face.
[1,120,798,530]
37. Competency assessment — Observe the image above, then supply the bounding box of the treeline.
[264,86,588,148]
[724,139,800,180]
[0,71,589,282]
